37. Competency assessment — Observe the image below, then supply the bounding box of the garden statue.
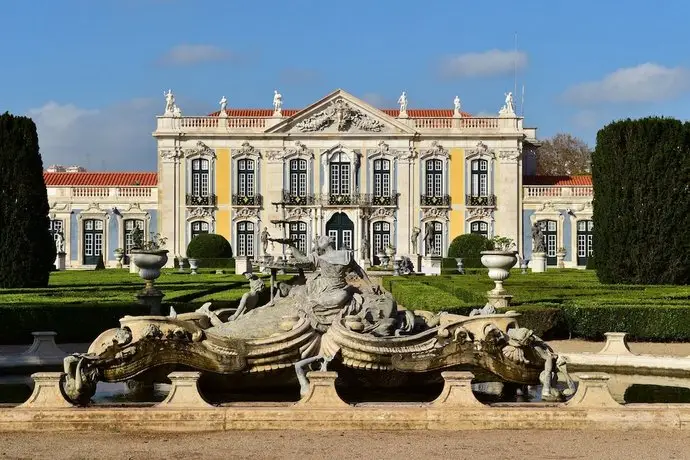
[55,232,65,254]
[260,227,271,254]
[531,223,546,253]
[453,95,461,115]
[164,89,175,115]
[399,256,414,274]
[411,227,421,254]
[360,236,370,261]
[423,222,436,255]
[219,96,227,113]
[273,90,282,114]
[397,91,408,114]
[131,226,144,250]
[62,231,577,405]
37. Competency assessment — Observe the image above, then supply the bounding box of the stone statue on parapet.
[164,89,175,115]
[273,90,282,114]
[397,91,408,114]
[453,95,461,115]
[219,96,227,113]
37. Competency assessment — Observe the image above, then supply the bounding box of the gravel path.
[1,430,689,459]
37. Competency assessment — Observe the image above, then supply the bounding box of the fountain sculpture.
[63,236,575,405]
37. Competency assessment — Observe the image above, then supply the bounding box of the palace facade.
[45,88,594,269]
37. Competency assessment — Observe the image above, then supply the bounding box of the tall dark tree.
[0,113,56,288]
[592,117,690,284]
[536,133,592,175]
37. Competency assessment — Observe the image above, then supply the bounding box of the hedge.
[174,257,236,269]
[186,233,233,259]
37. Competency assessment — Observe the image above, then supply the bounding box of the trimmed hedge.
[447,234,494,268]
[186,233,233,259]
[174,257,236,269]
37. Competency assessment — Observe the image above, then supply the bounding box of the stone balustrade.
[523,185,593,198]
[49,186,157,201]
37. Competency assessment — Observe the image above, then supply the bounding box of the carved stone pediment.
[287,207,312,219]
[188,207,214,219]
[420,141,448,159]
[422,208,449,220]
[466,141,495,160]
[468,207,494,219]
[233,207,260,220]
[367,207,396,219]
[498,150,521,161]
[235,141,261,159]
[267,140,314,161]
[184,141,216,158]
[294,98,384,133]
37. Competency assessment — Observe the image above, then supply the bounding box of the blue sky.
[2,0,690,171]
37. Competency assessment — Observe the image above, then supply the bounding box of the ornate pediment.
[235,141,261,159]
[466,141,495,160]
[267,140,314,161]
[420,141,449,159]
[287,207,312,219]
[233,207,260,220]
[265,89,416,135]
[422,208,449,220]
[468,207,494,220]
[184,141,216,158]
[188,207,214,219]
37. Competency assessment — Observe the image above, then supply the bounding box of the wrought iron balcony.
[232,193,263,207]
[420,194,451,207]
[185,194,217,206]
[326,194,364,206]
[369,193,399,207]
[282,191,316,206]
[466,194,497,207]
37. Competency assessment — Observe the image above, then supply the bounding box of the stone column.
[296,371,348,408]
[431,371,484,408]
[159,147,180,268]
[565,374,621,408]
[18,373,74,409]
[493,150,521,247]
[157,371,213,408]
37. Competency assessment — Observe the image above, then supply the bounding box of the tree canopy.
[536,133,592,176]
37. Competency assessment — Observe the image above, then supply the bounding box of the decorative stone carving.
[273,90,282,115]
[160,149,182,160]
[295,98,384,132]
[397,91,408,116]
[235,141,261,159]
[49,202,69,212]
[234,207,259,220]
[287,207,312,219]
[373,140,391,156]
[184,141,216,159]
[368,207,396,219]
[499,150,521,161]
[467,141,494,159]
[188,207,214,218]
[423,208,449,219]
[468,207,494,219]
[421,141,448,159]
[537,201,556,212]
[267,140,313,161]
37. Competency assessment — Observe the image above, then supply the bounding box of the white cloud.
[439,50,527,78]
[28,99,159,171]
[159,44,232,66]
[360,92,398,108]
[563,63,690,105]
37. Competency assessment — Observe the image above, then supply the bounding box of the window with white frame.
[191,159,210,196]
[83,219,104,265]
[289,221,308,254]
[373,159,391,197]
[124,219,144,254]
[191,221,209,239]
[237,221,255,257]
[577,220,594,266]
[329,152,350,196]
[470,159,488,196]
[372,221,391,264]
[470,221,488,237]
[237,159,255,196]
[425,159,443,197]
[289,159,308,196]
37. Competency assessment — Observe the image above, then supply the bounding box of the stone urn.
[376,251,386,266]
[188,258,199,275]
[480,250,518,296]
[556,248,567,268]
[130,249,169,316]
[113,249,124,269]
[455,257,465,275]
[177,256,186,273]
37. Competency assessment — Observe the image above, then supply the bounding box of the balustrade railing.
[411,117,501,130]
[185,194,217,206]
[420,195,451,207]
[282,191,316,206]
[68,187,154,199]
[523,186,593,198]
[466,194,497,207]
[280,191,399,207]
[232,193,263,206]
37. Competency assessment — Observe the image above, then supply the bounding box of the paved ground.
[1,430,689,459]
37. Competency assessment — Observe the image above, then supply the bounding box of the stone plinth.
[566,374,620,408]
[22,332,66,359]
[485,294,513,310]
[296,371,348,408]
[54,252,66,271]
[235,257,252,275]
[432,371,483,407]
[157,372,213,408]
[136,290,164,316]
[598,332,633,356]
[421,256,442,276]
[531,252,546,273]
[18,372,73,409]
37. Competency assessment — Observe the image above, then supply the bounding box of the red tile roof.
[44,172,158,187]
[523,175,592,186]
[208,108,473,118]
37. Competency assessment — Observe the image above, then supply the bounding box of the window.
[83,219,103,265]
[372,221,391,265]
[470,159,488,196]
[49,219,64,245]
[329,152,350,196]
[538,220,558,266]
[470,221,488,237]
[425,159,443,197]
[427,221,443,256]
[289,159,308,196]
[325,212,354,250]
[124,219,144,255]
[237,159,255,196]
[289,221,308,254]
[191,159,210,196]
[577,220,594,266]
[191,221,209,239]
[237,221,255,257]
[373,159,391,197]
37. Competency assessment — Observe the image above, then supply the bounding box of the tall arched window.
[191,221,209,239]
[289,221,308,254]
[373,159,391,198]
[237,159,255,197]
[538,219,558,266]
[289,159,308,197]
[470,221,488,237]
[83,219,104,265]
[237,221,255,257]
[191,159,210,196]
[470,159,488,197]
[372,221,391,265]
[425,159,443,197]
[329,152,350,196]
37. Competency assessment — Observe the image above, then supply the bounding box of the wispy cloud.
[279,68,320,85]
[439,49,527,78]
[158,44,234,66]
[360,92,397,108]
[563,63,690,105]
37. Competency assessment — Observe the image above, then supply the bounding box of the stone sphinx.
[63,235,575,405]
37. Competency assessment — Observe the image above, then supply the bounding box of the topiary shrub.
[186,234,233,259]
[447,234,494,268]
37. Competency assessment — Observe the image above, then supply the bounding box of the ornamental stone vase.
[114,250,124,269]
[130,249,169,315]
[480,250,518,296]
[455,257,465,275]
[188,258,199,275]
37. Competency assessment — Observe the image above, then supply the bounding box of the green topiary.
[0,113,56,288]
[447,234,494,268]
[186,233,233,259]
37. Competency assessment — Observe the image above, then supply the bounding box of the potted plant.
[113,248,124,269]
[130,232,169,284]
[480,236,518,295]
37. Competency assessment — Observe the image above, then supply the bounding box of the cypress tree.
[0,112,56,288]
[592,117,690,284]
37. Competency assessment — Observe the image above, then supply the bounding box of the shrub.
[593,117,690,284]
[0,113,56,288]
[186,233,233,259]
[447,234,494,268]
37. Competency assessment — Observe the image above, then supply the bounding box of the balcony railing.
[420,195,451,207]
[523,186,593,198]
[319,193,400,207]
[185,194,217,206]
[282,191,316,206]
[369,193,399,207]
[466,195,497,207]
[232,193,263,207]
